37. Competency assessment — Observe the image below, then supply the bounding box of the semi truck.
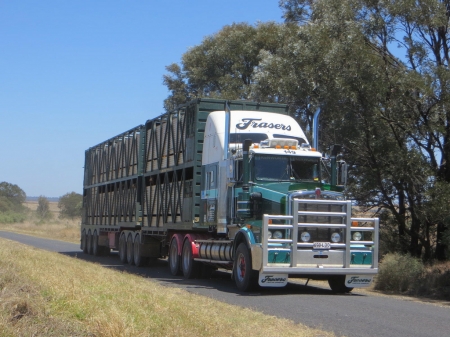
[81,98,378,292]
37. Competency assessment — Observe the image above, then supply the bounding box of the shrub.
[374,253,424,293]
[58,192,82,219]
[413,262,450,299]
[0,211,27,224]
[36,195,52,220]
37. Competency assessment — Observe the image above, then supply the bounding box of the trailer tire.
[127,233,134,265]
[182,239,200,279]
[92,230,99,256]
[168,237,182,276]
[87,230,93,255]
[81,230,87,253]
[234,243,258,292]
[328,276,354,293]
[133,233,147,267]
[119,233,127,263]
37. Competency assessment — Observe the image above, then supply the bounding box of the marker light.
[267,138,299,148]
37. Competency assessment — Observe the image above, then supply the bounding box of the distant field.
[23,200,60,215]
[0,201,80,243]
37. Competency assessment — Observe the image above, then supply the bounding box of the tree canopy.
[0,181,27,223]
[163,0,450,260]
[36,195,52,220]
[58,192,83,219]
[0,181,26,212]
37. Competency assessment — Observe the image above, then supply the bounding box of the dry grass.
[0,201,80,243]
[0,220,80,244]
[0,239,336,337]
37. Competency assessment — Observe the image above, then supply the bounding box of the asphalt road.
[1,230,449,337]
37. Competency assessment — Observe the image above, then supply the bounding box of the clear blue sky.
[0,1,283,198]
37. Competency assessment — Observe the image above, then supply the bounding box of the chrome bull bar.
[261,199,379,275]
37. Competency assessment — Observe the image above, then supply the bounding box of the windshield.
[254,155,320,182]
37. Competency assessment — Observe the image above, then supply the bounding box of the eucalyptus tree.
[163,1,450,259]
[163,22,294,111]
[276,0,450,259]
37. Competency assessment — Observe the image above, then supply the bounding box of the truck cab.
[200,109,378,292]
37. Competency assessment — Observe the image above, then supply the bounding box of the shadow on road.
[60,250,364,297]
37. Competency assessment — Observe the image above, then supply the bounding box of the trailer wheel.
[234,243,258,292]
[81,230,87,253]
[328,276,354,293]
[181,239,200,279]
[127,233,134,265]
[133,233,147,267]
[92,230,99,256]
[87,230,93,255]
[119,233,127,263]
[168,237,182,276]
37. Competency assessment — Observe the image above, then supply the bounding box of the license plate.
[313,242,331,250]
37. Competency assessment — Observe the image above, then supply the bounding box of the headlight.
[273,231,283,239]
[352,232,362,241]
[331,232,341,243]
[300,231,311,242]
[267,231,272,239]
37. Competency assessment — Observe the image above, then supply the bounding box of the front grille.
[297,203,344,224]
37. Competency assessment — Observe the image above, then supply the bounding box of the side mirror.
[337,161,347,186]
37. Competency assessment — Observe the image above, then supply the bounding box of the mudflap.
[258,272,288,287]
[344,275,374,288]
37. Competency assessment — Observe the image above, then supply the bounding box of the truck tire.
[127,233,134,265]
[169,237,182,276]
[328,276,354,293]
[133,233,147,267]
[182,239,200,279]
[92,230,99,256]
[234,243,258,292]
[87,230,93,255]
[119,233,127,263]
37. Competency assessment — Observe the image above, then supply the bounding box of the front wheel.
[328,276,354,293]
[234,243,258,292]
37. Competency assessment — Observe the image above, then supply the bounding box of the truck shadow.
[61,250,365,297]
